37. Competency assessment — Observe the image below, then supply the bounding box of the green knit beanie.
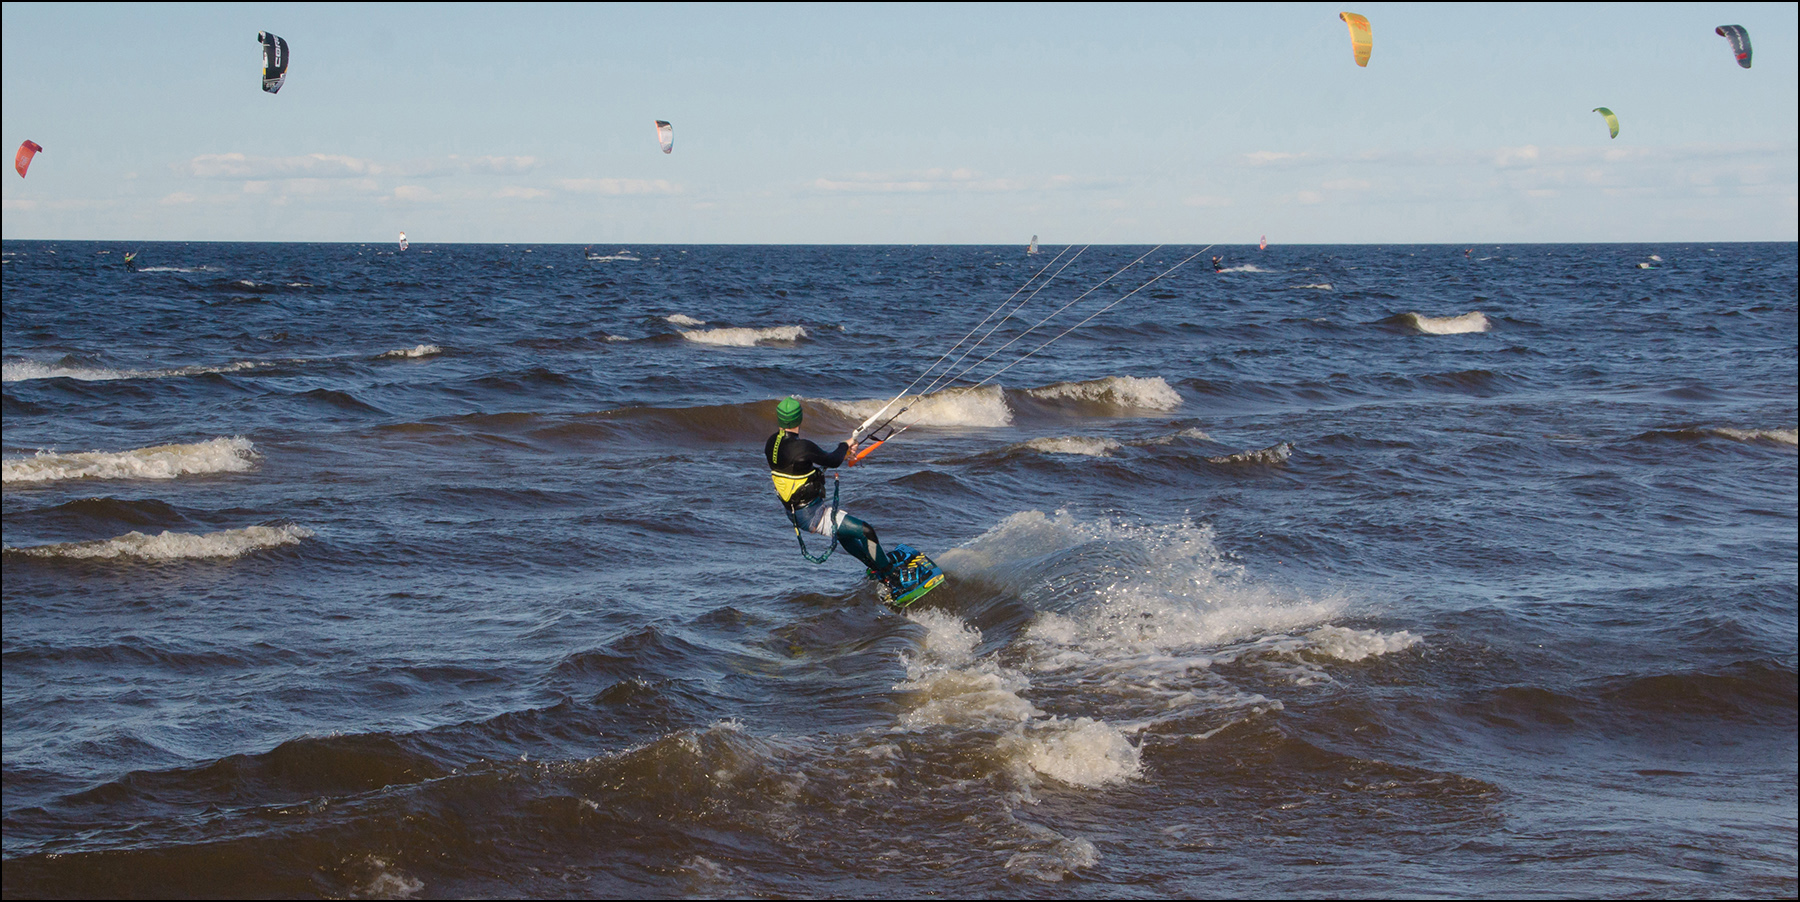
[776,397,803,428]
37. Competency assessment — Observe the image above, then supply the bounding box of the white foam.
[3,437,257,484]
[1003,835,1100,882]
[896,608,1142,789]
[1404,311,1490,335]
[997,718,1143,787]
[1207,442,1293,465]
[1024,375,1183,411]
[347,856,425,899]
[377,344,441,359]
[2,359,258,383]
[1217,264,1271,273]
[1138,427,1213,446]
[6,524,312,561]
[1304,625,1420,661]
[664,313,707,326]
[1015,436,1123,457]
[1714,427,1797,446]
[939,511,1346,727]
[822,385,1013,429]
[680,325,807,347]
[3,360,132,382]
[1292,283,1333,290]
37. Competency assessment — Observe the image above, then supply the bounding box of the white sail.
[1027,235,1039,255]
[398,232,408,251]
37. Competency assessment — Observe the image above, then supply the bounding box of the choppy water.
[3,240,1795,898]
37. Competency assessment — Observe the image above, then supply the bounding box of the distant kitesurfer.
[765,397,899,584]
[1211,256,1224,273]
[123,251,138,271]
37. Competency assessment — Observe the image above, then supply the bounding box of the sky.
[3,2,1795,244]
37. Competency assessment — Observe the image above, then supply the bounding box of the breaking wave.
[377,344,441,359]
[1713,427,1797,446]
[2,437,257,484]
[680,325,807,347]
[817,384,1013,428]
[816,375,1184,432]
[934,511,1417,736]
[1022,375,1183,411]
[5,524,313,561]
[898,608,1144,791]
[1207,441,1294,465]
[1399,312,1491,335]
[2,359,259,383]
[1010,436,1124,457]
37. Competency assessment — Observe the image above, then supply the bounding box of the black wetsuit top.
[765,431,849,512]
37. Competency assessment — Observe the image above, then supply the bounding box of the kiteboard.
[873,544,945,609]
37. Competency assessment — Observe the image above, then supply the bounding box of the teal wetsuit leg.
[791,498,889,576]
[834,513,890,577]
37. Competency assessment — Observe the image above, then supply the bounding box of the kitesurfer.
[765,397,896,582]
[124,251,138,271]
[1212,256,1224,273]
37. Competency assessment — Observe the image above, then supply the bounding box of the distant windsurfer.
[123,251,138,271]
[765,397,899,584]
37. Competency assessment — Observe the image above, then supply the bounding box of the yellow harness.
[768,431,818,504]
[770,469,812,503]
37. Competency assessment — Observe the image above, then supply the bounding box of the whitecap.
[1305,625,1421,661]
[664,313,707,326]
[821,384,1012,429]
[680,325,807,347]
[1403,311,1490,334]
[1,359,258,383]
[1713,427,1797,446]
[6,524,312,561]
[1207,442,1293,465]
[3,437,256,484]
[377,344,441,359]
[1024,375,1183,411]
[1013,436,1124,457]
[938,511,1348,732]
[896,607,1143,789]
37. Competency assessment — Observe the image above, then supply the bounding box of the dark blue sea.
[3,241,1795,899]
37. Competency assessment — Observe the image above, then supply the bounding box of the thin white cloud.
[188,152,543,180]
[806,167,1097,195]
[556,178,678,195]
[189,153,380,179]
[1493,145,1540,169]
[1242,151,1314,167]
